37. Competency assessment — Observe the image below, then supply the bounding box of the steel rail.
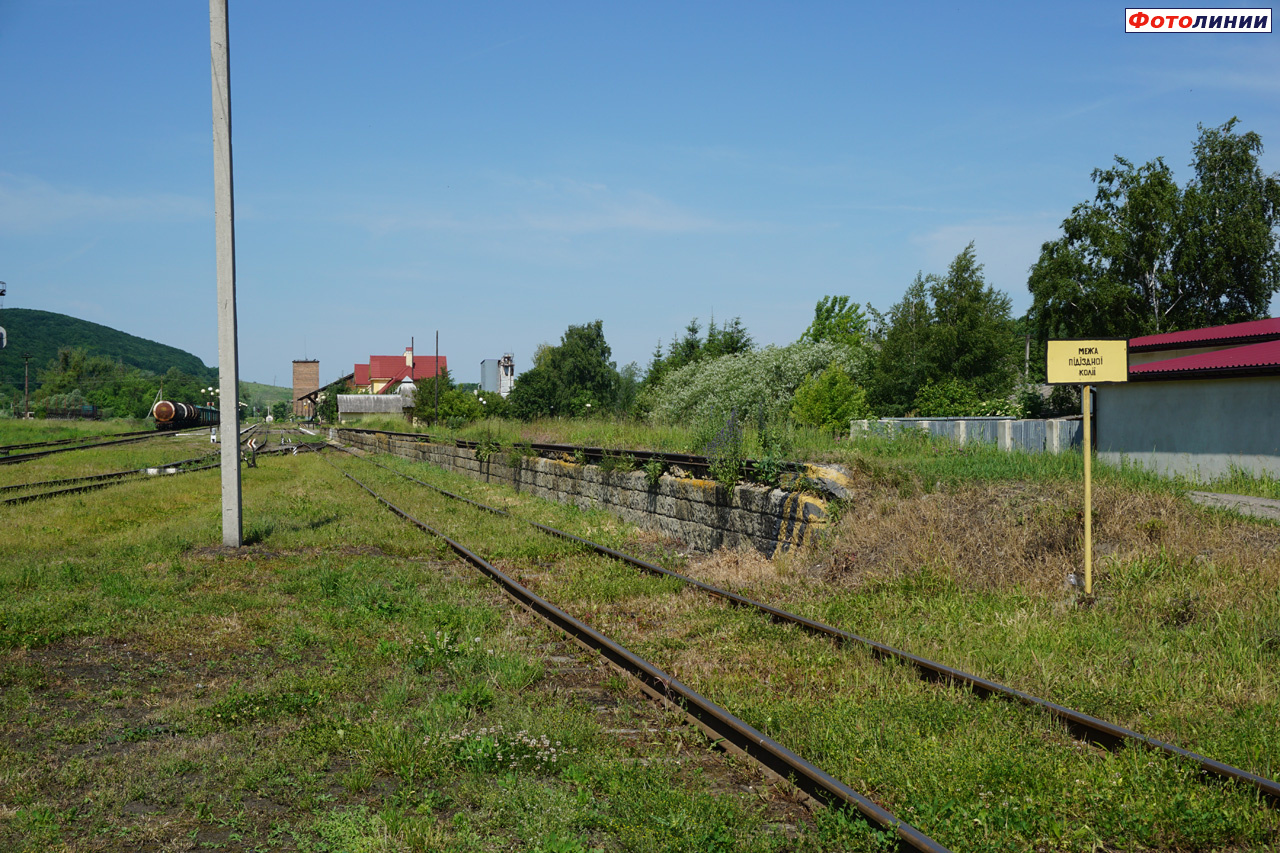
[0,467,145,494]
[1,461,221,506]
[0,434,264,495]
[1,438,310,507]
[319,452,949,853]
[0,432,165,466]
[339,446,1280,808]
[0,428,157,455]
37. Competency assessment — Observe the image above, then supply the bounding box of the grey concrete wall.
[336,430,828,556]
[1096,376,1280,480]
[851,417,1081,454]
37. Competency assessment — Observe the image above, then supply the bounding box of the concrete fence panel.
[852,417,1082,454]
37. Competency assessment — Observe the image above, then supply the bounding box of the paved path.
[1189,491,1280,522]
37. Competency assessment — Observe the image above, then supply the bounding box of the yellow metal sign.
[1047,339,1129,384]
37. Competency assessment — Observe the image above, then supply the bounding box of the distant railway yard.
[1,418,1278,852]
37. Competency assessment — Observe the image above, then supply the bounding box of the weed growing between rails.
[346,448,1280,850]
[0,447,843,852]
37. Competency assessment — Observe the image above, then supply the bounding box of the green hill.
[0,308,215,393]
[240,380,294,409]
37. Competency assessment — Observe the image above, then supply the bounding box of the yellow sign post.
[1047,339,1128,595]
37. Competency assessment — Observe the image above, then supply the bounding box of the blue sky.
[2,1,1277,387]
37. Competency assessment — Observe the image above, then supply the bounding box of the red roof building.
[1129,317,1280,351]
[351,347,447,395]
[1128,317,1280,368]
[1096,317,1280,481]
[1130,338,1280,380]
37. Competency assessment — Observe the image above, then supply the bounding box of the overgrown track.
[340,426,796,482]
[0,430,165,465]
[336,445,1280,810]
[0,427,156,455]
[320,448,951,853]
[0,423,317,505]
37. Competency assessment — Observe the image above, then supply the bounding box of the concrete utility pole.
[210,0,243,547]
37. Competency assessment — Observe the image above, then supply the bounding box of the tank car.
[152,401,220,430]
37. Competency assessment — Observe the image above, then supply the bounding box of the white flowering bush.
[646,341,862,426]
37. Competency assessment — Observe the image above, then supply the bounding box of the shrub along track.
[324,445,1280,850]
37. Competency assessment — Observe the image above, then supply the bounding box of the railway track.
[0,429,166,465]
[335,445,1280,809]
[318,447,950,853]
[0,428,157,455]
[339,426,798,482]
[0,423,318,505]
[319,443,1280,850]
[0,455,219,506]
[335,446,1280,808]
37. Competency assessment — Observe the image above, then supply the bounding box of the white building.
[481,353,515,397]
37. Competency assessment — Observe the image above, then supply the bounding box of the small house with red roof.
[1096,318,1280,479]
[336,345,448,423]
[350,346,447,395]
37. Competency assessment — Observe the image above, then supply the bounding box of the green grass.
[0,423,833,852]
[0,417,147,445]
[336,448,1280,851]
[3,420,1279,851]
[344,414,1280,502]
[1199,465,1280,501]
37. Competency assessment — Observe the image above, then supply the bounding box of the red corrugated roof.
[373,357,448,393]
[1130,338,1280,377]
[369,355,407,378]
[355,352,449,391]
[1129,317,1280,351]
[412,356,446,380]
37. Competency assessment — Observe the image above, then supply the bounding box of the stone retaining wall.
[336,429,829,556]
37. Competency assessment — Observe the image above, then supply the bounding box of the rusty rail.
[321,451,950,853]
[338,445,1280,808]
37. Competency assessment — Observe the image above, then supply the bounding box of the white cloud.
[0,173,206,231]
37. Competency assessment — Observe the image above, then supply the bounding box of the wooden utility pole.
[210,0,243,547]
[435,330,439,424]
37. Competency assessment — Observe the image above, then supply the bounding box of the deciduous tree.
[1029,119,1280,339]
[507,321,621,420]
[1174,119,1280,326]
[800,295,868,351]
